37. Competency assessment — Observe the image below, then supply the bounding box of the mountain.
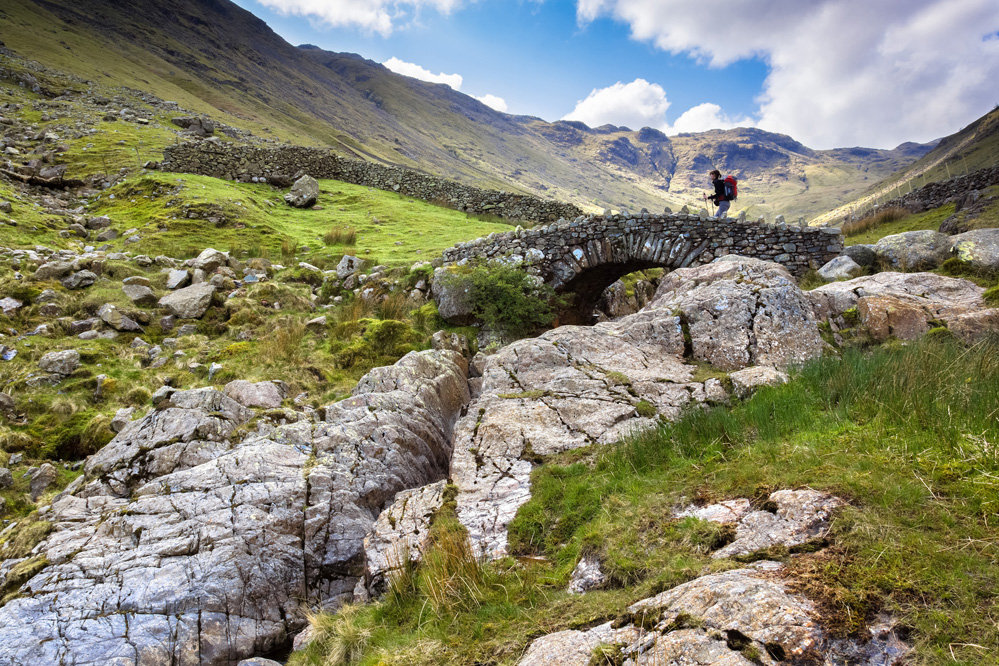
[0,0,933,219]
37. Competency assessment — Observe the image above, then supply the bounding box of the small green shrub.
[438,261,563,338]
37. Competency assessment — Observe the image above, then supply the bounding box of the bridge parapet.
[442,212,843,293]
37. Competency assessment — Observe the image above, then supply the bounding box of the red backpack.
[723,176,738,200]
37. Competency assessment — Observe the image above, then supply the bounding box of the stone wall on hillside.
[160,142,584,223]
[856,164,999,220]
[442,211,844,288]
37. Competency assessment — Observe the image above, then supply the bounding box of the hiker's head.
[709,170,721,180]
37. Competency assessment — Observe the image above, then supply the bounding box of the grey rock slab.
[0,297,21,315]
[728,366,789,399]
[363,479,447,596]
[567,556,607,595]
[32,260,75,281]
[808,272,984,324]
[0,467,13,489]
[0,349,470,666]
[158,282,216,319]
[60,270,97,290]
[842,243,877,268]
[223,380,286,409]
[336,255,367,280]
[874,230,951,271]
[284,175,319,208]
[950,228,999,272]
[713,489,845,559]
[29,462,57,501]
[38,349,79,375]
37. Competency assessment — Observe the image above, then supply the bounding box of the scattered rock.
[567,556,607,595]
[728,366,789,399]
[29,463,57,501]
[335,255,367,280]
[38,349,80,376]
[166,268,191,290]
[873,230,952,271]
[158,282,217,319]
[122,283,158,307]
[98,303,143,332]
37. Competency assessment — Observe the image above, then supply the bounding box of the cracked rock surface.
[0,350,469,666]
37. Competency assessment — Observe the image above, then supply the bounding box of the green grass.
[84,173,513,267]
[299,335,999,666]
[845,204,955,245]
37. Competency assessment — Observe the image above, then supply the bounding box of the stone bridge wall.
[160,142,584,223]
[442,212,844,288]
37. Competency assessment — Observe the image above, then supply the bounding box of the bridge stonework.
[442,212,843,320]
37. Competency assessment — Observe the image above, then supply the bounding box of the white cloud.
[562,80,752,134]
[670,103,753,135]
[474,94,508,112]
[562,79,671,131]
[257,0,463,37]
[576,0,999,148]
[383,57,463,89]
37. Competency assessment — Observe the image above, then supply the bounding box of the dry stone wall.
[442,211,844,290]
[161,142,584,223]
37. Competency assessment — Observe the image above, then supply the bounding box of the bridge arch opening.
[556,261,668,325]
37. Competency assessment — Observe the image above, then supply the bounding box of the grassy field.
[85,173,514,268]
[295,335,999,666]
[844,205,955,245]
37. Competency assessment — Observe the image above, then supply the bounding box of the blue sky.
[230,0,999,150]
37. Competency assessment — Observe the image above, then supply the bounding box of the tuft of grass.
[325,226,357,247]
[842,207,907,237]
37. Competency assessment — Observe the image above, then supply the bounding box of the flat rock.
[158,282,216,319]
[713,489,844,559]
[223,380,286,409]
[729,366,789,399]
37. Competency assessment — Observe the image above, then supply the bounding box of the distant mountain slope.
[813,107,998,225]
[1,0,933,219]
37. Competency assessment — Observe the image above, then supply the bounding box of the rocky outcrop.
[453,258,826,559]
[808,272,988,342]
[649,256,826,371]
[950,228,999,272]
[0,350,470,666]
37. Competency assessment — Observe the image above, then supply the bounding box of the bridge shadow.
[556,259,666,325]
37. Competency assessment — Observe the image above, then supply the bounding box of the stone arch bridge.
[441,211,843,323]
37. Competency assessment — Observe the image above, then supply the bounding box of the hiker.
[706,169,733,219]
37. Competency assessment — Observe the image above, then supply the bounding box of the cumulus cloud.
[670,103,753,135]
[383,57,463,89]
[474,94,509,112]
[562,80,752,134]
[576,0,999,148]
[257,0,462,37]
[562,79,672,131]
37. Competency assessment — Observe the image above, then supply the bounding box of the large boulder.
[950,228,999,273]
[158,282,217,319]
[873,230,951,271]
[808,272,986,342]
[284,175,319,208]
[0,350,470,666]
